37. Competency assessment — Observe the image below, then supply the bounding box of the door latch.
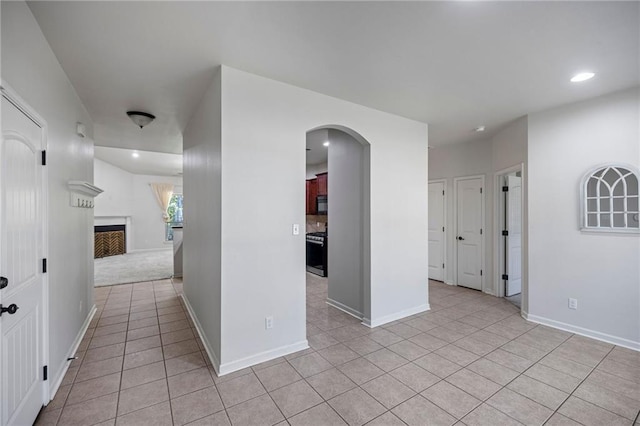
[457,236,465,241]
[0,304,19,316]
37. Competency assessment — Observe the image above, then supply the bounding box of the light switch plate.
[292,224,300,235]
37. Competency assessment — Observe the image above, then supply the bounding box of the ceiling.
[28,2,639,153]
[95,146,182,177]
[306,129,329,165]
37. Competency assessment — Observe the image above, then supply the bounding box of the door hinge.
[480,228,483,235]
[442,190,445,196]
[442,226,445,232]
[42,258,47,273]
[502,230,508,236]
[43,365,48,381]
[442,263,445,269]
[480,187,483,194]
[480,269,483,276]
[41,150,47,166]
[502,186,509,192]
[502,274,509,280]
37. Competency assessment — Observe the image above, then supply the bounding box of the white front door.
[1,94,45,426]
[456,177,483,290]
[505,175,522,296]
[428,181,445,281]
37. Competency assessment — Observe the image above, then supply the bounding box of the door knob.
[0,304,19,316]
[457,236,465,241]
[0,276,7,290]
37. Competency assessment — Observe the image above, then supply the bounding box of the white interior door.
[1,95,45,426]
[428,181,445,281]
[505,175,522,296]
[456,177,483,290]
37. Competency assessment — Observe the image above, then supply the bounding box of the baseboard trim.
[326,298,363,320]
[218,340,309,376]
[364,304,431,328]
[48,304,97,402]
[523,312,640,351]
[128,248,172,253]
[180,294,221,375]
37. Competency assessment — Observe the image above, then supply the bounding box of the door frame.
[427,179,447,282]
[453,174,485,292]
[1,81,50,406]
[493,163,524,299]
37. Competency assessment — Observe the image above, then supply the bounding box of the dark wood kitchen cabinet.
[306,178,317,214]
[316,173,328,196]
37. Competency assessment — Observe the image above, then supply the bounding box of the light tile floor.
[35,275,639,426]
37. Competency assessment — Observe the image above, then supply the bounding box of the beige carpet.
[94,249,173,286]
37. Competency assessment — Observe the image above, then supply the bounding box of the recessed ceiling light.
[132,152,140,158]
[570,72,595,83]
[323,141,330,147]
[474,126,486,132]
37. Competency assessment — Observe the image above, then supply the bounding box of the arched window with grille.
[582,165,639,232]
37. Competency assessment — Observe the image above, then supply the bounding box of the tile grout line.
[111,283,133,423]
[388,294,583,424]
[545,344,632,425]
[154,280,176,426]
[48,279,636,426]
[437,307,578,424]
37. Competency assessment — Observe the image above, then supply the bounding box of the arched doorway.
[305,125,372,325]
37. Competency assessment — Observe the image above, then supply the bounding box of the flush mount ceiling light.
[323,141,330,147]
[570,72,595,83]
[474,125,486,132]
[126,111,156,129]
[131,152,140,158]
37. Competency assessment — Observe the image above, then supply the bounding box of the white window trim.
[580,163,640,234]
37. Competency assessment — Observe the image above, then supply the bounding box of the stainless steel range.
[306,232,327,277]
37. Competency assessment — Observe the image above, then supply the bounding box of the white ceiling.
[29,2,639,153]
[306,129,329,165]
[95,146,182,177]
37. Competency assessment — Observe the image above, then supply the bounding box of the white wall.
[182,69,222,366]
[306,162,328,179]
[184,66,428,375]
[428,117,528,295]
[94,158,134,217]
[327,129,367,317]
[132,174,182,250]
[492,117,528,172]
[2,1,95,396]
[527,88,640,348]
[94,158,182,251]
[429,139,493,287]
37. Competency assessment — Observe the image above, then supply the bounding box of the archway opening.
[305,125,372,327]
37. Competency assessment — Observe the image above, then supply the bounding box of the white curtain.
[150,183,174,222]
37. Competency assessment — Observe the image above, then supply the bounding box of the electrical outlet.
[265,316,274,330]
[568,298,578,310]
[292,224,300,235]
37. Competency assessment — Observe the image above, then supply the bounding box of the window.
[165,193,183,241]
[582,165,639,232]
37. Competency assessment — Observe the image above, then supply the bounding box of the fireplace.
[94,225,126,258]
